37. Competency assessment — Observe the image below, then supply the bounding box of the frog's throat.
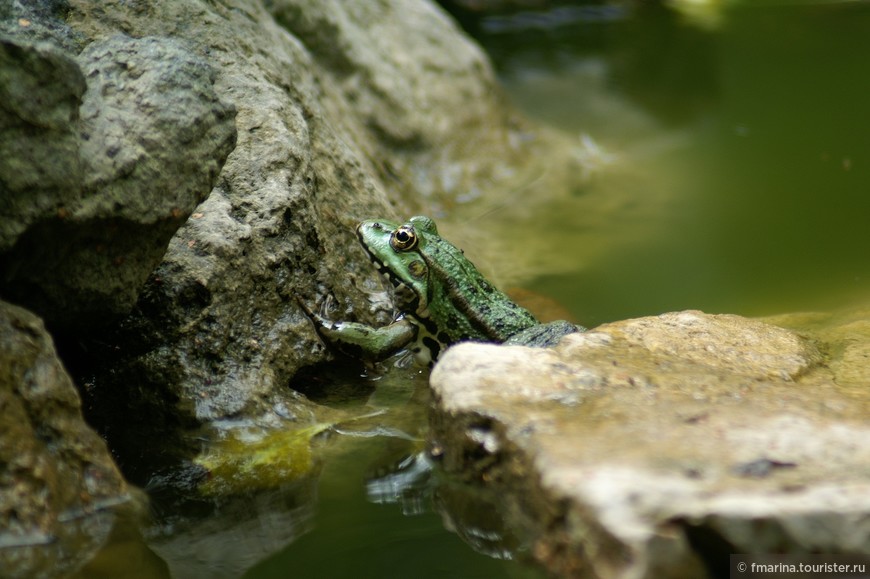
[358,242,429,316]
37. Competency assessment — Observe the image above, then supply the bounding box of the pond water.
[478,1,870,325]
[71,2,870,578]
[124,365,546,579]
[241,369,545,579]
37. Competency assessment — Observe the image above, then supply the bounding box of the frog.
[302,216,581,365]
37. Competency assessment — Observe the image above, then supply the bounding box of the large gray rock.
[267,0,524,199]
[0,35,84,246]
[0,13,237,327]
[53,0,559,442]
[430,310,870,578]
[1,0,595,490]
[0,300,142,579]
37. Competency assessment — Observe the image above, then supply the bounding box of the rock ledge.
[430,311,870,578]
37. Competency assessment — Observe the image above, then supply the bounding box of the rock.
[1,0,599,488]
[0,33,86,250]
[0,25,237,328]
[0,300,141,578]
[39,0,563,452]
[267,0,521,199]
[429,310,870,578]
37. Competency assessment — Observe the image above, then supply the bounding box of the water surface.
[477,2,870,324]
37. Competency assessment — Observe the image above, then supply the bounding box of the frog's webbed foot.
[295,295,336,331]
[296,295,418,362]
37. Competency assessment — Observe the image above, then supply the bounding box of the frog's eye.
[390,225,418,251]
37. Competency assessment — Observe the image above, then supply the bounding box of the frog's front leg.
[298,299,417,361]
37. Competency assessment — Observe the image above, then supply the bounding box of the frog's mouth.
[356,236,425,315]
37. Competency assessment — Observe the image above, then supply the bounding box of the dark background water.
[470,1,870,326]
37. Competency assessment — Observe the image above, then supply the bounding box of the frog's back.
[419,236,538,343]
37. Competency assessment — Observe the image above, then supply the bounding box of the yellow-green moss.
[195,424,330,496]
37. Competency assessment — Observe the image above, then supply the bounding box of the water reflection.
[365,452,434,516]
[360,436,552,570]
[363,449,533,562]
[434,480,526,562]
[148,481,316,579]
[0,497,163,579]
[62,360,540,579]
[241,365,544,578]
[70,509,169,579]
[19,368,538,579]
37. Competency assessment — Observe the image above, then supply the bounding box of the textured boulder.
[0,14,237,327]
[48,0,563,452]
[0,301,140,579]
[430,311,870,578]
[0,0,595,489]
[267,0,523,199]
[0,34,85,247]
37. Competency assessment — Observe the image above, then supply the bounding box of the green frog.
[303,216,581,365]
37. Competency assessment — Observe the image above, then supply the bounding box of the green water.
[139,367,544,579]
[71,2,870,578]
[482,1,870,325]
[241,368,543,579]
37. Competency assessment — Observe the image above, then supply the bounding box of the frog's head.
[356,216,439,315]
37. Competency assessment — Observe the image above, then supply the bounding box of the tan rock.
[430,310,870,578]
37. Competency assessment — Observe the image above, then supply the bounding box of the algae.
[195,424,330,496]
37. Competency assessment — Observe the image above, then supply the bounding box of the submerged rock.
[430,310,870,578]
[0,301,142,578]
